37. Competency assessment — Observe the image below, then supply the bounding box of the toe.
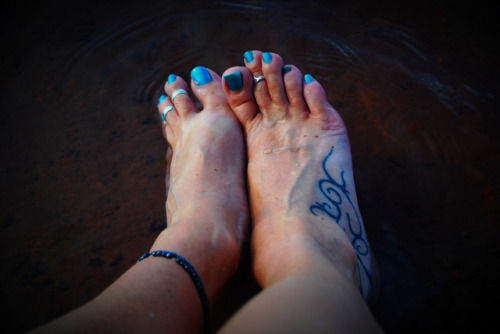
[260,52,289,110]
[157,92,179,142]
[282,65,308,117]
[164,74,198,118]
[303,74,344,126]
[189,66,229,113]
[223,66,259,127]
[243,50,272,109]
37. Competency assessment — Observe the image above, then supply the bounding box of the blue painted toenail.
[158,95,166,105]
[224,72,243,92]
[244,51,254,63]
[262,52,272,64]
[168,74,176,84]
[282,65,291,74]
[304,74,313,84]
[191,66,212,86]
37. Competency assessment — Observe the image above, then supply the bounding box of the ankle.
[169,200,248,240]
[253,231,359,289]
[151,218,243,298]
[155,214,242,256]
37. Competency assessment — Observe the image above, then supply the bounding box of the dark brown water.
[1,0,499,332]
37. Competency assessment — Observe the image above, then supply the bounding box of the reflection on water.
[1,0,498,333]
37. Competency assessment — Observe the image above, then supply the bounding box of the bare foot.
[222,51,378,303]
[155,66,249,300]
[31,68,251,334]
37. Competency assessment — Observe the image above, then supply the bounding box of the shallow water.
[1,0,499,332]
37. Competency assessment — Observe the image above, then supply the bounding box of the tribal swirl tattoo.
[309,146,373,302]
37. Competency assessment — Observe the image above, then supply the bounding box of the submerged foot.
[222,51,378,302]
[155,66,249,299]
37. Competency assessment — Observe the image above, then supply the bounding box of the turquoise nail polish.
[262,52,272,64]
[282,65,291,74]
[158,95,166,104]
[304,74,313,84]
[168,74,176,84]
[224,72,243,92]
[191,66,212,86]
[244,51,254,63]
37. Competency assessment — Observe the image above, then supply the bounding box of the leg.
[31,67,249,334]
[219,51,382,333]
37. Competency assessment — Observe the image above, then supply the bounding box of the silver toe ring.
[171,89,188,102]
[160,105,174,123]
[253,75,265,84]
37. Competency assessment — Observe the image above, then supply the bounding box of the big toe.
[189,66,231,114]
[222,66,259,129]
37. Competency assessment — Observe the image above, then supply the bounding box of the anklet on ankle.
[137,250,210,333]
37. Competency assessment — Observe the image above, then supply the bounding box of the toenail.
[168,74,177,84]
[224,72,243,92]
[262,52,272,64]
[191,66,213,86]
[282,65,291,74]
[158,94,166,105]
[244,51,254,63]
[304,74,314,84]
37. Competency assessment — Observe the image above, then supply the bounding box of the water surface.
[1,0,498,332]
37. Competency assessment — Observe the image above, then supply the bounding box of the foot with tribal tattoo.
[222,51,379,303]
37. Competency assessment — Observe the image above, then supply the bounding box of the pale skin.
[218,51,382,333]
[31,51,383,333]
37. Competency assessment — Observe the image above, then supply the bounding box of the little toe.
[303,74,345,128]
[164,74,198,118]
[281,65,308,117]
[222,66,259,128]
[189,66,230,114]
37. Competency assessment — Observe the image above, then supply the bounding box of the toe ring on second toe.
[253,75,265,84]
[171,89,188,102]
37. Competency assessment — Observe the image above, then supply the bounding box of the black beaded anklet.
[137,250,210,334]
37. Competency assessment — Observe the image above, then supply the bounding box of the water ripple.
[218,1,266,11]
[47,0,494,168]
